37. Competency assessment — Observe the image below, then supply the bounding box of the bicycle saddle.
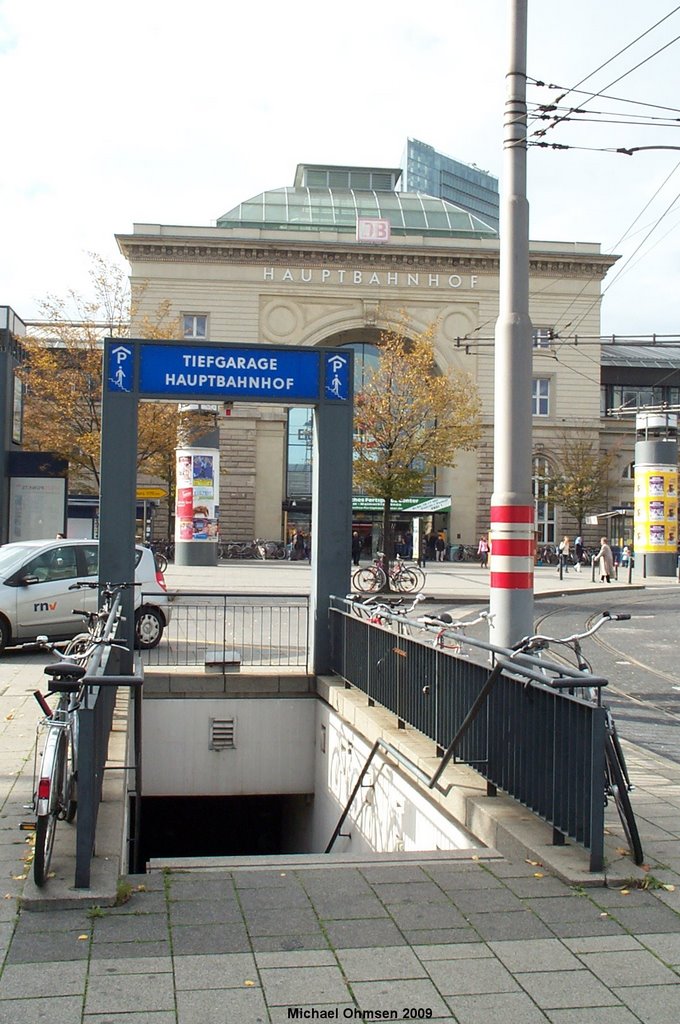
[44,662,87,692]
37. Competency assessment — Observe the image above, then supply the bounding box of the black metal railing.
[75,595,143,888]
[142,592,309,670]
[329,598,607,871]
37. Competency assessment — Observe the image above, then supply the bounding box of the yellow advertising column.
[634,413,678,577]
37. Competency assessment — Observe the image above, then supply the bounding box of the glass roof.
[216,187,497,239]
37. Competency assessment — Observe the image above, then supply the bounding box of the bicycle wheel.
[64,717,78,823]
[405,565,426,589]
[155,552,168,573]
[353,567,386,592]
[604,732,643,865]
[33,732,68,886]
[392,568,419,593]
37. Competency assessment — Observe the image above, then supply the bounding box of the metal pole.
[489,0,535,648]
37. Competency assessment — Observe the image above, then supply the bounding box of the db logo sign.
[356,217,391,243]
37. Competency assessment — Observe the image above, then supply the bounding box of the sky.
[2,0,680,337]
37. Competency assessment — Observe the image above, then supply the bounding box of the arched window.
[533,455,555,544]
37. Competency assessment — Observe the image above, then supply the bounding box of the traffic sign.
[136,487,168,499]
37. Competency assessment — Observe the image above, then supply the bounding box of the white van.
[0,539,170,652]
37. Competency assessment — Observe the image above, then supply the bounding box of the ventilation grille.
[209,717,236,750]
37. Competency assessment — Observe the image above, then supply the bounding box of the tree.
[353,320,482,584]
[19,254,183,492]
[542,433,620,534]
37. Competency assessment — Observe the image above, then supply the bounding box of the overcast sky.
[2,0,680,337]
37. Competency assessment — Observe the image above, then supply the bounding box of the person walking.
[435,533,446,562]
[558,535,571,573]
[574,534,584,573]
[351,531,362,566]
[595,536,614,583]
[477,533,489,568]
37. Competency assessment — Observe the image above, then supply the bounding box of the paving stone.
[176,986,269,1023]
[386,902,467,930]
[0,960,87,998]
[106,891,167,915]
[232,869,305,889]
[313,896,389,921]
[577,949,680,987]
[452,888,527,913]
[237,886,311,911]
[400,927,482,946]
[522,896,611,924]
[446,990,552,1024]
[170,921,251,955]
[89,939,172,960]
[11,908,91,933]
[255,949,337,969]
[426,865,505,890]
[173,951,258,990]
[370,880,445,902]
[168,874,236,898]
[612,984,680,1023]
[92,913,169,943]
[323,918,406,949]
[85,972,175,1014]
[0,995,83,1024]
[5,930,91,964]
[361,864,432,884]
[603,905,680,934]
[251,929,331,953]
[562,936,643,954]
[516,969,622,1009]
[465,911,554,942]
[414,942,494,961]
[351,977,452,1018]
[545,1008,642,1024]
[335,945,426,981]
[501,876,574,898]
[241,906,320,936]
[83,1014,176,1024]
[546,917,628,939]
[490,938,583,973]
[424,956,520,995]
[169,899,243,925]
[88,955,173,975]
[637,931,680,964]
[259,964,350,1006]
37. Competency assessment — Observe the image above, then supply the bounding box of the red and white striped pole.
[489,0,534,647]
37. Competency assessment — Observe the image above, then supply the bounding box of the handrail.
[325,737,446,853]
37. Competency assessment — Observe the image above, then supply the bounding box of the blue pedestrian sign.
[107,344,133,392]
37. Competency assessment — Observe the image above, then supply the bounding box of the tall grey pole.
[488,0,535,647]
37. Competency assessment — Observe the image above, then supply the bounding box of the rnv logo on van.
[33,602,58,612]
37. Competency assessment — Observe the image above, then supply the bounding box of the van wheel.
[0,617,10,653]
[134,607,163,649]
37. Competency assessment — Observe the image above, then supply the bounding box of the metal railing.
[74,596,144,888]
[143,592,309,670]
[328,597,608,871]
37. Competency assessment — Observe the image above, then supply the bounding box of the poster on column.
[175,448,220,543]
[634,467,679,552]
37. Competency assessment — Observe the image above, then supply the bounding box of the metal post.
[489,0,534,647]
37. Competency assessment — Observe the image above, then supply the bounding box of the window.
[25,545,78,583]
[532,327,553,348]
[622,461,635,480]
[532,378,550,416]
[532,456,555,543]
[182,314,207,340]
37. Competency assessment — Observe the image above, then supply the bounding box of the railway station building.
[116,157,619,550]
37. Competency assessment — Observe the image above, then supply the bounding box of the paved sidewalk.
[1,563,678,1022]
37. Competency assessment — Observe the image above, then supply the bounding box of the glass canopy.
[217,187,497,239]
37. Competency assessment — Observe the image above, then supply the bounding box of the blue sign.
[107,344,133,392]
[139,344,322,400]
[324,351,350,400]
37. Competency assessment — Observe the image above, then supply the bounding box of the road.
[425,588,680,766]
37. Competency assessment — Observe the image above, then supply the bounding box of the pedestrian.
[558,535,571,573]
[293,531,306,561]
[435,533,446,562]
[574,534,584,573]
[595,536,614,583]
[418,534,428,567]
[351,531,362,566]
[477,533,489,568]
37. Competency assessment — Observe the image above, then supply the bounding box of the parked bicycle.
[22,628,128,886]
[353,553,425,594]
[346,591,426,625]
[492,612,642,865]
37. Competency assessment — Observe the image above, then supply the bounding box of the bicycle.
[505,612,643,865]
[345,591,426,624]
[23,629,129,886]
[353,553,424,594]
[417,608,491,653]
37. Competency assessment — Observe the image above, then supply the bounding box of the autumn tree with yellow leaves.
[19,254,183,492]
[353,321,482,578]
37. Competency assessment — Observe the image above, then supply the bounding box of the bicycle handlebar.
[514,611,630,651]
[68,581,140,592]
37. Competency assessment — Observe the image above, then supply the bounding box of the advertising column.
[634,413,678,577]
[174,408,220,567]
